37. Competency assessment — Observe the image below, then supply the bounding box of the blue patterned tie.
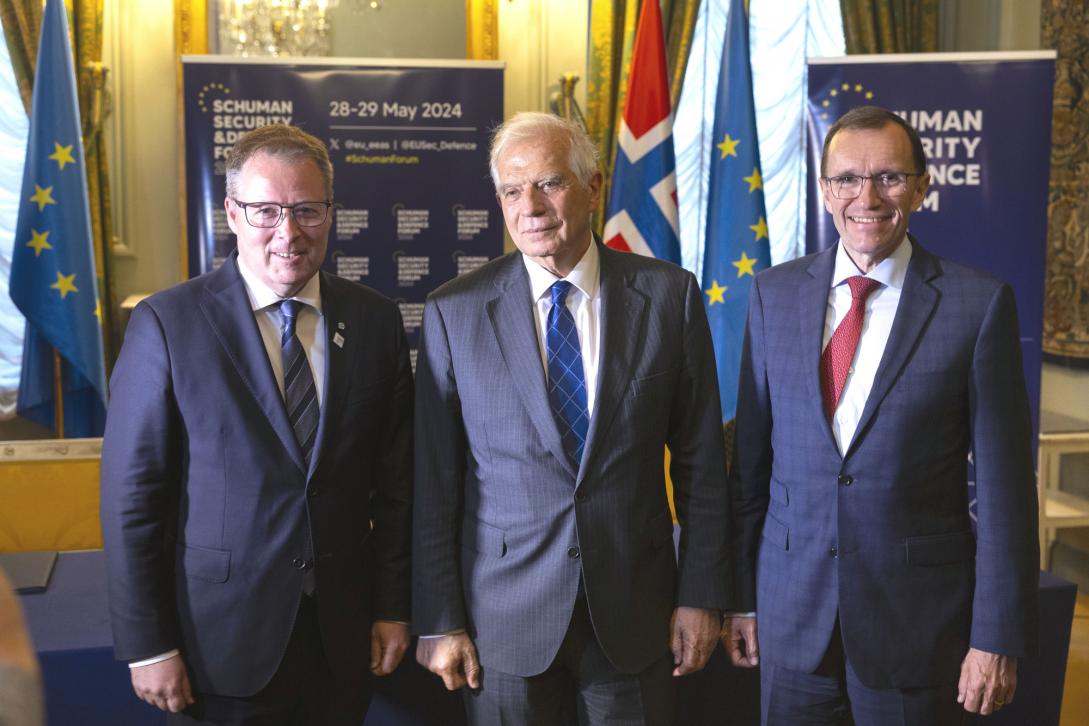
[280,299,319,466]
[546,281,589,467]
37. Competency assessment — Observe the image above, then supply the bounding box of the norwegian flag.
[603,0,681,264]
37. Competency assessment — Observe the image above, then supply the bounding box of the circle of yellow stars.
[21,138,102,318]
[704,132,768,306]
[197,82,231,112]
[817,82,875,120]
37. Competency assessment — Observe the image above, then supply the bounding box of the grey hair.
[489,112,600,188]
[224,123,333,199]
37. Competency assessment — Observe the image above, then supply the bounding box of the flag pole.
[52,348,65,438]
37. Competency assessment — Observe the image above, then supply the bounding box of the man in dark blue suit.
[725,106,1038,725]
[100,124,413,724]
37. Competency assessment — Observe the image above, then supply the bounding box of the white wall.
[499,0,588,121]
[105,0,183,301]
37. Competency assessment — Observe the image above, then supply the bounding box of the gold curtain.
[69,0,118,365]
[0,0,39,112]
[586,0,702,233]
[175,0,208,281]
[839,0,939,54]
[0,0,118,366]
[1041,0,1089,363]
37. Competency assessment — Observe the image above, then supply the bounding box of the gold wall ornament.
[175,0,209,281]
[549,72,588,131]
[175,0,209,55]
[466,0,498,61]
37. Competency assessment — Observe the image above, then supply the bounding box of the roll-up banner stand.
[181,57,505,365]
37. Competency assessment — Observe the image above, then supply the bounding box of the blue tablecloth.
[18,551,1075,725]
[674,570,1077,726]
[18,550,463,726]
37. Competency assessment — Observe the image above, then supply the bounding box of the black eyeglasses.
[233,200,332,228]
[822,172,923,200]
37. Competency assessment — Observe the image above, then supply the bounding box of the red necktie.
[820,276,883,420]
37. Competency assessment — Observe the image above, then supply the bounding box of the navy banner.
[181,57,504,362]
[805,52,1056,434]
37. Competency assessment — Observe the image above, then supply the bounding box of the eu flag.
[701,0,771,422]
[8,0,106,437]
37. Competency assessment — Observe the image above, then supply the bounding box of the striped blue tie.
[546,281,589,467]
[280,299,319,466]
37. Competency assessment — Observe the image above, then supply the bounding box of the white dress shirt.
[823,238,912,455]
[236,258,326,406]
[129,260,326,669]
[522,241,602,417]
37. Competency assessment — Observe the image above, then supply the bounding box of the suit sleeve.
[411,296,469,634]
[728,277,774,612]
[99,302,183,661]
[667,272,732,611]
[968,283,1039,656]
[369,302,414,622]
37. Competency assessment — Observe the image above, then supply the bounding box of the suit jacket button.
[567,547,580,559]
[308,488,319,498]
[575,491,587,503]
[292,557,305,569]
[838,474,853,486]
[830,546,838,558]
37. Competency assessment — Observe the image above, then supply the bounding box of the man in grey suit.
[412,112,730,725]
[101,124,412,724]
[725,106,1038,725]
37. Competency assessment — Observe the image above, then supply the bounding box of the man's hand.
[131,655,194,713]
[416,633,481,690]
[669,607,720,676]
[370,621,410,676]
[722,615,759,668]
[958,648,1017,715]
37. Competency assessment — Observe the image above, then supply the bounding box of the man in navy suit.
[100,124,413,724]
[412,112,730,725]
[725,106,1038,725]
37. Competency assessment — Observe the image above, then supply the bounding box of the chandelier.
[218,0,339,57]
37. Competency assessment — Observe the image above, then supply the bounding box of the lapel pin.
[333,332,345,348]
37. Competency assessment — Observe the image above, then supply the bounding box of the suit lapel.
[486,255,577,479]
[578,247,646,485]
[308,272,347,479]
[846,240,941,458]
[800,247,840,454]
[199,253,307,474]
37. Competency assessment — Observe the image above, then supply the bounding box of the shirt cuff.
[129,649,180,668]
[419,629,467,639]
[725,612,756,618]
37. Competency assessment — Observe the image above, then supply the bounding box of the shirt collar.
[522,239,601,304]
[831,236,913,291]
[236,254,324,314]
